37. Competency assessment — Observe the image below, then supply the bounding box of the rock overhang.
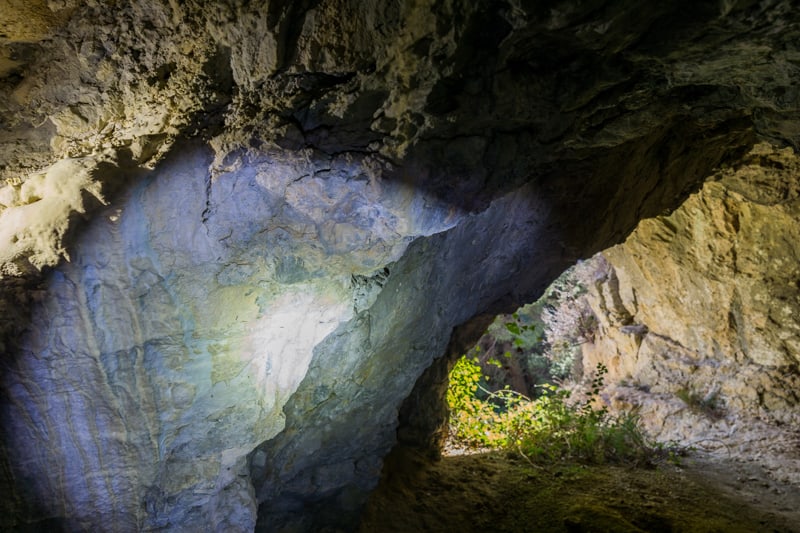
[1,1,800,531]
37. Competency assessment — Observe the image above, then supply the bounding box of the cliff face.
[584,143,800,482]
[1,1,800,531]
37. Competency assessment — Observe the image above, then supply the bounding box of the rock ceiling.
[1,1,799,531]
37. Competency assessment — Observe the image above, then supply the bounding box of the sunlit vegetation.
[447,356,678,465]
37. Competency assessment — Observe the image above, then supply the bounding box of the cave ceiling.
[2,0,799,276]
[1,1,800,531]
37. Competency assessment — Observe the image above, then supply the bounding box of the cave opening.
[363,145,800,530]
[3,1,800,532]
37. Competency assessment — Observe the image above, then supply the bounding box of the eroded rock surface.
[0,139,467,531]
[1,1,800,531]
[584,143,800,483]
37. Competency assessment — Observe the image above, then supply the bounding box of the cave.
[1,1,799,531]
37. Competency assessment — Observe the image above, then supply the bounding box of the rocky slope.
[1,1,800,531]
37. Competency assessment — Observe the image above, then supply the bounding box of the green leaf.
[505,322,521,335]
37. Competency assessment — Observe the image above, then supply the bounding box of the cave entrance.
[434,252,673,468]
[361,247,800,531]
[366,147,800,527]
[389,254,611,462]
[442,256,602,457]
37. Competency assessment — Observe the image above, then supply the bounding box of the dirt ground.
[359,447,800,532]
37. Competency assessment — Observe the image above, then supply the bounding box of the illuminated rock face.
[583,144,800,480]
[1,1,800,531]
[0,138,568,530]
[0,141,464,530]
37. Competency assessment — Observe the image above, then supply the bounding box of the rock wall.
[584,143,800,482]
[0,139,466,530]
[1,1,800,531]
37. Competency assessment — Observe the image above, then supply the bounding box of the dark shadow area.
[359,449,800,532]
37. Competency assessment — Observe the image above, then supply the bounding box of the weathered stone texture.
[1,139,467,530]
[1,1,800,531]
[583,144,800,481]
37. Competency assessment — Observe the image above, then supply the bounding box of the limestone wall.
[2,1,800,530]
[583,144,800,482]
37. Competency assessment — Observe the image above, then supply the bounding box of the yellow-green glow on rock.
[243,283,352,405]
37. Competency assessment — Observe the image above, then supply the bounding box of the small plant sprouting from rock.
[676,387,724,420]
[447,358,672,466]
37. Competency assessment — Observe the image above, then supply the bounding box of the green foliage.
[504,322,521,336]
[447,356,507,447]
[676,387,724,420]
[447,356,482,413]
[448,359,665,466]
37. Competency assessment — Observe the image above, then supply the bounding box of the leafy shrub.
[447,359,665,466]
[446,355,514,447]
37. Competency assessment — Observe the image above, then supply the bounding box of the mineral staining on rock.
[0,156,106,275]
